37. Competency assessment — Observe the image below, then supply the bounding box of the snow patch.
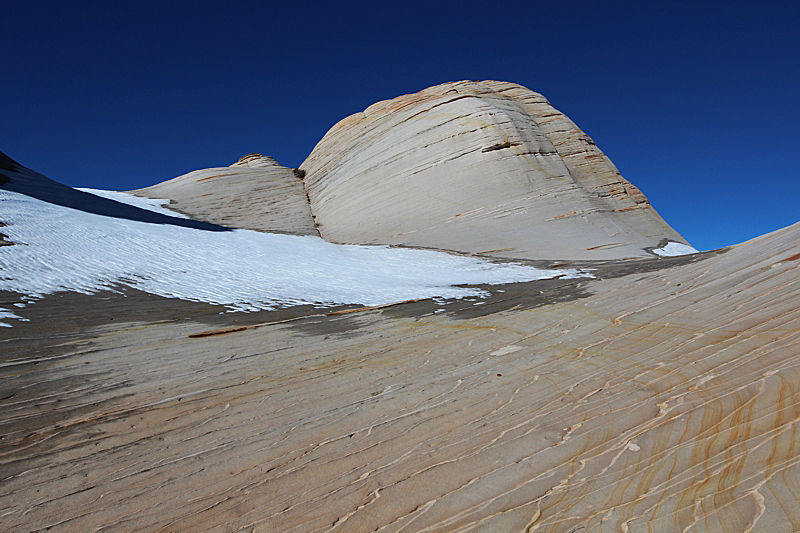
[0,189,593,324]
[653,242,699,257]
[76,188,190,218]
[0,308,28,327]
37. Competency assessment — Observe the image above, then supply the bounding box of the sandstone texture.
[300,81,688,259]
[2,83,798,533]
[2,219,799,532]
[133,153,319,236]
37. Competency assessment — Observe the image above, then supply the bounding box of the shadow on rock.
[288,313,370,338]
[0,151,231,232]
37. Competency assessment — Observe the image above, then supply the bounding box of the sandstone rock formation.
[2,216,798,532]
[133,153,319,236]
[3,82,797,533]
[129,82,689,259]
[300,81,689,259]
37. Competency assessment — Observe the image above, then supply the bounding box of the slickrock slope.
[2,218,798,532]
[301,81,689,259]
[133,153,319,235]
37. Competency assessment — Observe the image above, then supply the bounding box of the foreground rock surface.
[300,81,689,259]
[2,220,798,532]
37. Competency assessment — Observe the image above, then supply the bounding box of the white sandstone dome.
[299,80,691,259]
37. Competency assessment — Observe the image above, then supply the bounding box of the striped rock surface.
[133,154,319,236]
[2,220,798,532]
[301,81,688,259]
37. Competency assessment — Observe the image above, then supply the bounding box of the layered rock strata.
[4,81,797,532]
[300,80,689,259]
[133,153,319,236]
[1,220,798,532]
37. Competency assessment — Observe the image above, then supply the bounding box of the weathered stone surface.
[1,81,795,532]
[300,81,689,259]
[126,82,688,258]
[132,153,319,236]
[2,219,798,532]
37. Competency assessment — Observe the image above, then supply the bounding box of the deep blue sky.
[4,1,798,251]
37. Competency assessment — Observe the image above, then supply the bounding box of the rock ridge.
[231,153,281,168]
[132,155,319,236]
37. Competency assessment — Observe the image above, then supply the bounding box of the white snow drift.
[653,242,699,257]
[0,189,591,326]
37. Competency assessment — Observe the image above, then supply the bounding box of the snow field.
[0,189,592,326]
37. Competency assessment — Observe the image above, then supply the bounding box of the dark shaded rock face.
[0,150,22,172]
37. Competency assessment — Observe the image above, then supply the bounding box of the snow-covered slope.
[0,151,227,232]
[0,187,590,326]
